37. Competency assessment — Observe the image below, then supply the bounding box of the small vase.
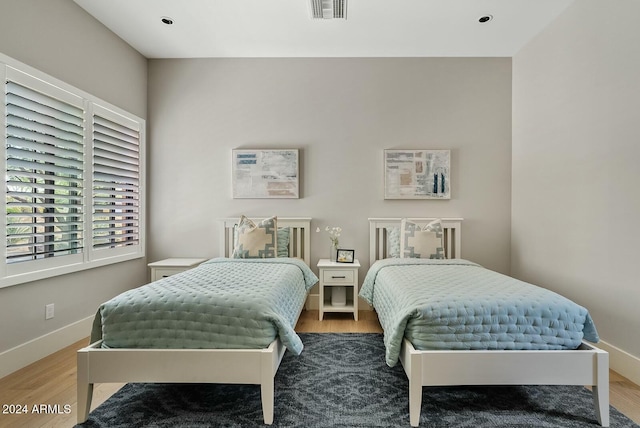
[329,243,338,262]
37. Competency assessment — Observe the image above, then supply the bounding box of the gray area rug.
[77,333,638,427]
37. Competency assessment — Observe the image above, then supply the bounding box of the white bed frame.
[78,217,312,425]
[369,218,609,427]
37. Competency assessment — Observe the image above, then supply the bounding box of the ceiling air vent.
[310,0,347,20]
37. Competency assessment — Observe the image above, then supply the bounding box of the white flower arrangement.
[316,226,342,246]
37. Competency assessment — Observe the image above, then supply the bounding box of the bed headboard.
[369,218,463,262]
[220,217,312,266]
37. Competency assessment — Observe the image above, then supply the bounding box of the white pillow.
[400,218,445,259]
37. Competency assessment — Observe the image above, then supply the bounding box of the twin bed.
[365,218,609,427]
[77,217,314,425]
[78,216,609,427]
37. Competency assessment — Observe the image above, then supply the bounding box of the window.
[5,81,85,264]
[91,106,141,255]
[1,57,145,288]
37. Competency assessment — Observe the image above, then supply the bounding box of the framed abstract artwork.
[232,149,299,199]
[384,149,450,199]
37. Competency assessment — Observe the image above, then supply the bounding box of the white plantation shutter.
[1,58,145,288]
[92,107,141,252]
[5,80,85,263]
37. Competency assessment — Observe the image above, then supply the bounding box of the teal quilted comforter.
[360,259,599,366]
[91,258,318,355]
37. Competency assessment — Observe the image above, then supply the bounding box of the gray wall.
[0,0,148,353]
[512,0,640,359]
[147,58,513,287]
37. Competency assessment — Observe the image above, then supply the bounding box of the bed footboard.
[76,339,286,425]
[399,339,609,427]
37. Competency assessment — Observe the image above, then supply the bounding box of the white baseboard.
[305,293,319,310]
[0,315,94,379]
[597,340,640,386]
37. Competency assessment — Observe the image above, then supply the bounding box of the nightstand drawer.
[322,269,355,284]
[152,267,186,281]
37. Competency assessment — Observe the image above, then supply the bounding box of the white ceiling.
[73,0,574,59]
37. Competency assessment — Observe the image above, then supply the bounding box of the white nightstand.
[148,258,208,281]
[317,259,360,321]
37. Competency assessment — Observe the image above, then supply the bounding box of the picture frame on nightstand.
[336,249,355,263]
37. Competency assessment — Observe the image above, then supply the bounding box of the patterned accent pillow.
[400,218,445,259]
[385,227,401,258]
[277,227,290,258]
[233,224,289,257]
[232,216,278,258]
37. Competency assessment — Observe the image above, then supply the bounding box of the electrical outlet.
[45,303,54,320]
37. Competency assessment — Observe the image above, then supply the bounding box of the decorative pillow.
[232,216,278,258]
[400,218,445,259]
[233,222,289,257]
[385,227,401,258]
[277,227,290,258]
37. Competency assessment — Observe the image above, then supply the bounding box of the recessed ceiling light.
[478,15,493,23]
[161,16,174,25]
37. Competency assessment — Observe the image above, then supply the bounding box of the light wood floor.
[0,310,638,428]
